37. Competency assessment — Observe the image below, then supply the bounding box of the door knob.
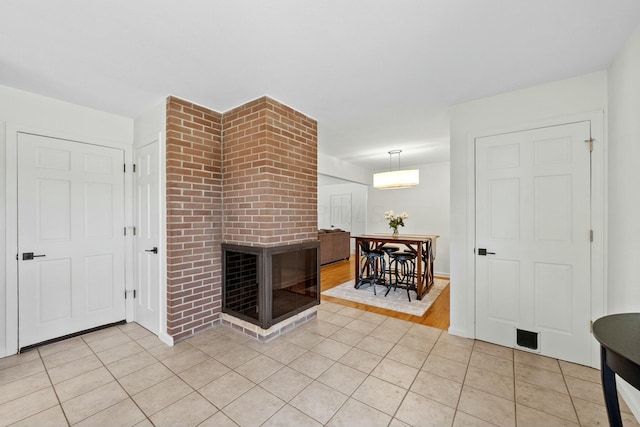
[477,248,496,256]
[22,252,46,260]
[145,247,158,254]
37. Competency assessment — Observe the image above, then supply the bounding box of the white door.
[475,122,592,365]
[134,141,160,334]
[330,193,352,230]
[18,133,126,348]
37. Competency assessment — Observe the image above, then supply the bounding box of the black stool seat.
[380,246,400,285]
[357,249,387,295]
[386,252,417,301]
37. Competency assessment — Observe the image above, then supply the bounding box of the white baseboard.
[158,332,174,347]
[617,378,640,422]
[448,326,473,339]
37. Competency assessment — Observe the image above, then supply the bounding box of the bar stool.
[357,247,387,295]
[386,252,417,301]
[380,245,400,285]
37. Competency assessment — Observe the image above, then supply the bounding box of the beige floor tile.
[335,306,366,318]
[329,328,367,346]
[133,419,154,427]
[515,361,568,394]
[235,354,284,383]
[368,325,407,343]
[515,403,579,427]
[288,351,334,379]
[214,345,260,369]
[85,332,132,354]
[37,337,85,357]
[262,341,307,364]
[464,365,514,401]
[324,312,359,328]
[386,344,428,369]
[559,360,601,384]
[0,387,58,426]
[161,346,210,373]
[47,355,102,385]
[389,418,411,427]
[106,351,158,379]
[119,323,154,340]
[81,326,125,344]
[290,381,348,424]
[311,338,352,361]
[318,301,344,312]
[0,371,51,405]
[327,397,391,427]
[564,375,605,404]
[0,350,39,370]
[514,350,561,373]
[381,317,413,332]
[149,391,217,427]
[0,359,45,386]
[54,367,114,402]
[469,350,514,378]
[199,371,255,409]
[261,404,322,427]
[355,336,395,357]
[571,396,640,427]
[422,354,468,384]
[8,404,67,427]
[74,398,146,427]
[407,323,443,340]
[135,335,166,350]
[344,318,378,335]
[300,320,342,337]
[395,391,455,427]
[458,385,516,427]
[178,357,230,389]
[473,340,514,361]
[410,370,462,408]
[62,381,128,425]
[353,375,407,416]
[41,345,93,370]
[358,311,388,325]
[452,411,500,427]
[437,333,474,350]
[515,380,578,423]
[371,358,418,389]
[118,362,174,395]
[132,376,192,417]
[198,411,239,427]
[283,329,325,349]
[431,340,472,364]
[147,341,193,361]
[317,363,367,395]
[397,333,437,353]
[223,386,284,427]
[338,348,382,374]
[96,341,145,366]
[260,366,313,402]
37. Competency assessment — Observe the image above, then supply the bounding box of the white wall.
[1,85,133,357]
[318,179,368,252]
[367,161,450,277]
[449,72,607,338]
[607,23,640,418]
[318,152,371,185]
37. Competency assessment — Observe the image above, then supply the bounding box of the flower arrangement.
[384,210,408,235]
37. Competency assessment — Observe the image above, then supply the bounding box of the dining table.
[352,233,439,300]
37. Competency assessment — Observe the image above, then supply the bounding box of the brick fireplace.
[165,96,318,342]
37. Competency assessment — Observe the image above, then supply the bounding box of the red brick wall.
[165,97,223,342]
[164,95,317,342]
[222,97,318,246]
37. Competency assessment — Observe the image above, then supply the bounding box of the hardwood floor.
[320,257,450,331]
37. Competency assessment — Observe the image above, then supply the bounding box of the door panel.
[476,122,591,365]
[134,141,160,334]
[18,133,126,348]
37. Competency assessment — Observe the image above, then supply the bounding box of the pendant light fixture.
[373,150,419,189]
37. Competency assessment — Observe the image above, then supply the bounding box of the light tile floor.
[1,301,639,427]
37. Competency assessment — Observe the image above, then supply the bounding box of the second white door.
[475,121,592,365]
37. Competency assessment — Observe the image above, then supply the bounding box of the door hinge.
[590,229,594,242]
[585,138,595,152]
[124,226,136,236]
[124,290,136,299]
[133,164,136,173]
[590,320,593,333]
[124,164,126,173]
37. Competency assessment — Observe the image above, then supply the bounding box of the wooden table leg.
[416,243,424,299]
[601,346,623,427]
[353,239,360,288]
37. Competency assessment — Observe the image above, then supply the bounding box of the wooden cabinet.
[318,230,350,265]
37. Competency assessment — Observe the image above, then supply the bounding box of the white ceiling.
[2,1,640,171]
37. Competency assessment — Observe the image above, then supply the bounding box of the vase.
[392,228,399,237]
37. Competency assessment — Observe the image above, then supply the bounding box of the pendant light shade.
[373,150,419,189]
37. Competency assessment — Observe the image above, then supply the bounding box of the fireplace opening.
[222,241,320,329]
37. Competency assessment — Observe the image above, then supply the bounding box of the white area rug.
[321,278,449,317]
